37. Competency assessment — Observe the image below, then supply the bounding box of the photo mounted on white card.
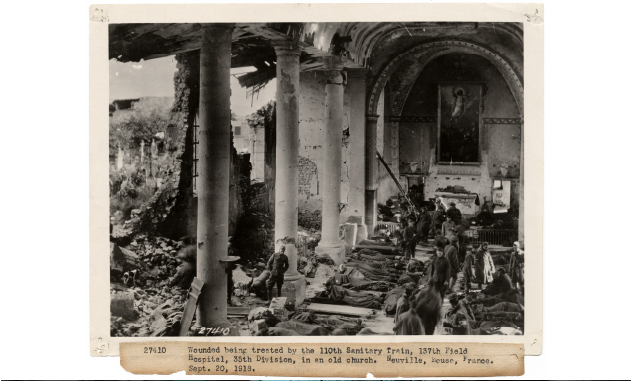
[90,3,543,373]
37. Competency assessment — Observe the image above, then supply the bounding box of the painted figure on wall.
[450,87,471,121]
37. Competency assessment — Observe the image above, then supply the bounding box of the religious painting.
[437,84,483,163]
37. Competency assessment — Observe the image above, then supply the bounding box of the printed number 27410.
[144,347,167,354]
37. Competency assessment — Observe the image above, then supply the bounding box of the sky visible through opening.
[109,55,277,121]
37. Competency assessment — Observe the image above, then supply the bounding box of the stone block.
[356,224,368,243]
[111,292,137,319]
[110,243,124,274]
[269,296,287,315]
[282,275,306,306]
[341,223,358,247]
[250,319,267,333]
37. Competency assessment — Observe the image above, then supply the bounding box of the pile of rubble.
[110,228,424,338]
[110,284,188,337]
[110,232,284,337]
[110,235,190,337]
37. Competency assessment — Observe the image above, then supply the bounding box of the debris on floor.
[110,215,523,337]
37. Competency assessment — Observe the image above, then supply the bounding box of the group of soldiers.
[393,237,525,335]
[392,195,525,335]
[168,236,286,306]
[398,196,524,294]
[400,197,467,261]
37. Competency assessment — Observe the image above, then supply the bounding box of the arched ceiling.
[366,40,524,117]
[297,22,523,113]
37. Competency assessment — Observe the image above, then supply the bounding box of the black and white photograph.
[10,0,631,378]
[8,0,631,378]
[106,20,527,339]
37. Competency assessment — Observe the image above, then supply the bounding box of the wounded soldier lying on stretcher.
[324,284,382,309]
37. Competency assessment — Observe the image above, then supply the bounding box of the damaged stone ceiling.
[109,22,523,96]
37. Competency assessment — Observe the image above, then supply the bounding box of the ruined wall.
[229,140,249,235]
[297,71,325,228]
[121,51,199,239]
[249,125,265,181]
[119,51,250,239]
[185,132,249,238]
[297,156,320,228]
[399,54,521,216]
[297,71,352,228]
[249,182,269,213]
[298,156,318,197]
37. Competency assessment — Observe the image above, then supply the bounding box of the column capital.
[387,116,402,123]
[366,114,380,121]
[272,40,302,56]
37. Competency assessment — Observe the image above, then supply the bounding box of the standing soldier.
[446,202,462,226]
[266,245,289,301]
[454,221,469,263]
[431,199,446,237]
[445,236,460,294]
[416,207,432,244]
[462,248,476,294]
[402,218,416,260]
[475,242,495,291]
[431,246,450,297]
[394,298,425,335]
[442,215,457,238]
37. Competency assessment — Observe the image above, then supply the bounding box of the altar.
[435,192,479,215]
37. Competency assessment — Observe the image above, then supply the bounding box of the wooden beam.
[305,303,375,317]
[238,24,293,41]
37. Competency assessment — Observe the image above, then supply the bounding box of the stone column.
[315,55,346,265]
[273,41,306,305]
[364,114,379,234]
[196,24,234,329]
[347,70,368,242]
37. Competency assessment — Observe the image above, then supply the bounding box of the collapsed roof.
[109,22,523,92]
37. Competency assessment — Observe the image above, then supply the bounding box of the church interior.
[108,22,525,337]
